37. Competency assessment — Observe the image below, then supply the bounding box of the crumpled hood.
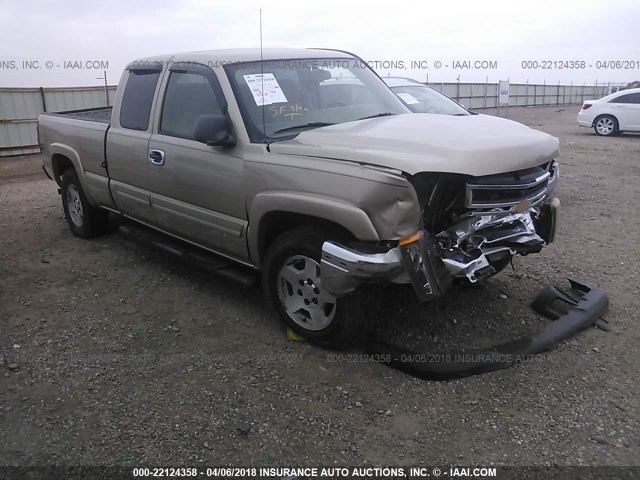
[270,113,559,176]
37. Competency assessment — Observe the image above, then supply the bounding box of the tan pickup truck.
[38,48,560,348]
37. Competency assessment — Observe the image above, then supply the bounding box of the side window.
[160,72,224,140]
[610,93,640,104]
[626,93,640,104]
[119,70,161,130]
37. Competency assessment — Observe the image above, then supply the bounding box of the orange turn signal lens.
[399,232,422,246]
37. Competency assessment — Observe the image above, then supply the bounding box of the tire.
[262,225,363,349]
[593,115,619,136]
[61,169,109,238]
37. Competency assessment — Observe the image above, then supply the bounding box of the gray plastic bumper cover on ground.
[366,279,610,380]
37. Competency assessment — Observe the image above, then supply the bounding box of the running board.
[118,223,257,287]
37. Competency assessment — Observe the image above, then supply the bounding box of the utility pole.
[97,70,109,106]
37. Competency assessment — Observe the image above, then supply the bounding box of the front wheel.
[594,115,619,136]
[262,226,363,349]
[61,169,109,238]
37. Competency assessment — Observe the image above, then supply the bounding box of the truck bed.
[38,107,112,198]
[43,106,112,124]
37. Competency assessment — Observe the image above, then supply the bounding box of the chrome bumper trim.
[320,198,560,301]
[320,242,405,299]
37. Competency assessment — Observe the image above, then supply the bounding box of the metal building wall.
[0,86,116,157]
[427,82,610,110]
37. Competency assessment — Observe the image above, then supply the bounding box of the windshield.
[225,58,409,143]
[391,85,470,115]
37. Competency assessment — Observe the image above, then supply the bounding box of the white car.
[383,77,470,115]
[577,87,640,136]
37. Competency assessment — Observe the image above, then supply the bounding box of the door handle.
[148,149,165,165]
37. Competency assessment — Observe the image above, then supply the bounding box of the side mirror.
[193,114,236,147]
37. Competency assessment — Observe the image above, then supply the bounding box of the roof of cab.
[127,48,356,69]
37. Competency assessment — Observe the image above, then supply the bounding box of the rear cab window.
[119,69,162,130]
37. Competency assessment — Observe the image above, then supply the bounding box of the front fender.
[248,191,380,266]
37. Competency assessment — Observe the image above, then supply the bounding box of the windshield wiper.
[272,122,335,135]
[356,112,396,121]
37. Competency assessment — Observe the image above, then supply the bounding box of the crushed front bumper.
[321,198,560,303]
[320,242,406,300]
[321,232,453,303]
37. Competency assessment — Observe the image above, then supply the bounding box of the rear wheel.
[594,115,619,136]
[61,169,109,238]
[262,225,363,349]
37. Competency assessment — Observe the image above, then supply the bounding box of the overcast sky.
[0,0,637,88]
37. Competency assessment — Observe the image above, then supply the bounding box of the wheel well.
[257,212,354,264]
[593,113,618,127]
[51,154,75,185]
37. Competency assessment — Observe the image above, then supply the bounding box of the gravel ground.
[0,106,638,467]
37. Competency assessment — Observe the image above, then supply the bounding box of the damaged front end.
[321,160,560,302]
[318,160,611,380]
[435,160,560,286]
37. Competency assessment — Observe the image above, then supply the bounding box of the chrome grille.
[465,168,551,209]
